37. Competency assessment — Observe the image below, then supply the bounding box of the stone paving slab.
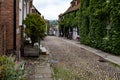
[35,66,52,74]
[35,78,53,80]
[23,44,53,80]
[34,57,52,80]
[35,73,51,78]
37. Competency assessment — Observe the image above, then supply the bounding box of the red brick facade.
[0,0,34,55]
[0,0,21,54]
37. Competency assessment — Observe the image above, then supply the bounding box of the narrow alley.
[41,36,120,80]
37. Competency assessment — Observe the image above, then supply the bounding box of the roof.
[32,5,41,15]
[62,3,80,16]
[59,14,63,17]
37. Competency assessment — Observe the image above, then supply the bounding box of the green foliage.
[59,0,120,55]
[23,14,46,45]
[59,11,79,37]
[109,0,120,55]
[79,0,90,44]
[0,55,25,80]
[52,67,81,80]
[79,0,120,55]
[62,12,78,28]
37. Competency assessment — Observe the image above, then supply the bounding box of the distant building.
[49,25,59,36]
[46,20,50,35]
[59,0,80,40]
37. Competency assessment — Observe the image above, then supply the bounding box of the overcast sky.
[33,0,71,20]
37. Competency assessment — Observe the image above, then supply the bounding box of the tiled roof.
[32,5,41,15]
[63,3,80,15]
[59,14,63,17]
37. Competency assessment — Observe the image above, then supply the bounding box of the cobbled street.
[41,36,120,80]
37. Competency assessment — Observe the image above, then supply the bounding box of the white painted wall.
[19,0,23,26]
[27,3,30,14]
[24,1,27,19]
[73,27,78,40]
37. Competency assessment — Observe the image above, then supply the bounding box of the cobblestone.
[41,36,120,80]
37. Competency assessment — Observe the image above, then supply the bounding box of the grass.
[109,62,120,69]
[52,66,82,80]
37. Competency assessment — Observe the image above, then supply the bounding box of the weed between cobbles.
[52,66,85,80]
[52,65,120,80]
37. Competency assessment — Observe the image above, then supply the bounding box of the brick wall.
[0,5,1,54]
[0,27,2,54]
[77,0,80,4]
[1,0,14,52]
[0,0,21,54]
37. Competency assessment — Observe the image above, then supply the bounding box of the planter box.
[23,45,40,57]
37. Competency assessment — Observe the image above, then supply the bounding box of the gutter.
[13,0,16,50]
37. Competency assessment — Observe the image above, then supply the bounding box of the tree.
[23,14,46,46]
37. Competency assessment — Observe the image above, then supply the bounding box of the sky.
[33,0,71,20]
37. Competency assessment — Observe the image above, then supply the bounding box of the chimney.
[71,1,75,7]
[77,0,80,4]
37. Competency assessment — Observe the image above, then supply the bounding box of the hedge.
[79,0,120,55]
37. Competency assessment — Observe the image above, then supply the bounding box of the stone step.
[40,46,48,55]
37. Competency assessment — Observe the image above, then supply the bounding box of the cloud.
[33,0,71,20]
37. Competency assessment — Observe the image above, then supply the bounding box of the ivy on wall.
[59,0,120,55]
[79,0,90,44]
[108,0,120,54]
[79,0,120,55]
[59,10,79,37]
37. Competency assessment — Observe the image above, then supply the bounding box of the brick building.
[0,0,33,56]
[0,0,19,55]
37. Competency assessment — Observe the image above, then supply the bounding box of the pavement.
[35,62,52,80]
[62,38,120,66]
[32,54,53,80]
[23,45,53,80]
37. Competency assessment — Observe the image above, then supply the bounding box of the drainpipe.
[13,0,16,50]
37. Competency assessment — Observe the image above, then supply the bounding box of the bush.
[0,55,25,80]
[23,14,46,46]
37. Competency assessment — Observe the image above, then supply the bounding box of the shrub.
[0,55,25,80]
[23,14,46,46]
